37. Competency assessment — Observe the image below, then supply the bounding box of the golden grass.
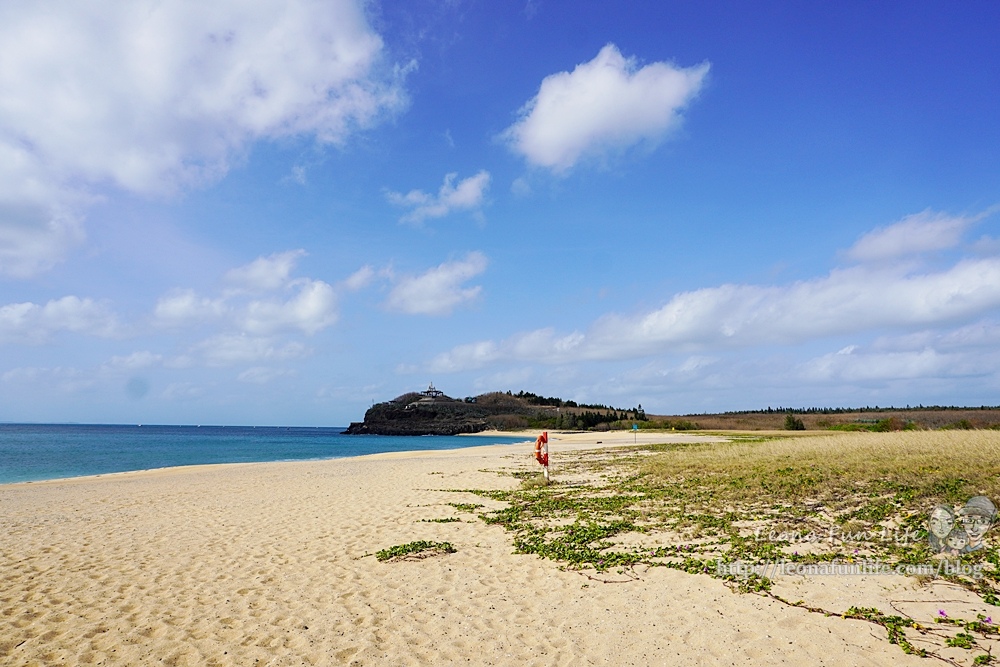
[642,430,1000,506]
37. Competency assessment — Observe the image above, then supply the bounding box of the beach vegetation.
[446,502,483,512]
[451,430,1000,661]
[519,473,551,489]
[375,541,456,562]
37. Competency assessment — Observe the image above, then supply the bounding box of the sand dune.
[0,432,952,665]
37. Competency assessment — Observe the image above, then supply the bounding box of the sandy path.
[0,432,938,665]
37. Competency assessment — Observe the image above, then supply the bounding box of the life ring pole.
[534,431,550,483]
[542,433,549,481]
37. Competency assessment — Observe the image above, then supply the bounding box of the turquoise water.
[0,424,529,485]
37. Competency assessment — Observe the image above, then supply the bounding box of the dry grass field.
[641,430,1000,504]
[650,408,1000,431]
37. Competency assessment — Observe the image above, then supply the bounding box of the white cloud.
[192,334,310,367]
[502,44,708,172]
[384,252,488,316]
[0,0,406,276]
[0,141,88,277]
[937,320,1000,349]
[154,290,228,326]
[0,296,120,343]
[427,211,1000,372]
[386,171,491,224]
[797,325,1000,385]
[242,279,337,335]
[225,250,306,292]
[155,250,339,335]
[801,347,954,383]
[145,250,359,374]
[846,210,978,263]
[342,265,376,291]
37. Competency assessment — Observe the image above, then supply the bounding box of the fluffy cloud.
[155,250,338,335]
[342,265,377,291]
[154,290,228,326]
[0,0,405,276]
[242,279,337,335]
[502,44,708,172]
[429,210,1000,371]
[384,252,487,315]
[386,171,491,224]
[151,250,352,368]
[799,319,1000,385]
[432,258,1000,370]
[0,141,88,277]
[846,209,978,262]
[225,250,307,292]
[0,296,120,343]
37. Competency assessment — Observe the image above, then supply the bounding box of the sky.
[1,1,999,426]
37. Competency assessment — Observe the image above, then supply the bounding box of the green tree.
[784,412,805,430]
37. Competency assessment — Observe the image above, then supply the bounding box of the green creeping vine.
[375,541,456,562]
[444,437,1000,664]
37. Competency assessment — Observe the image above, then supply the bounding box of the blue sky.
[1,1,998,425]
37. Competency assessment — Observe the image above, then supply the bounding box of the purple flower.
[938,610,948,618]
[987,617,993,624]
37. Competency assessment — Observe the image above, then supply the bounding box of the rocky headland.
[341,385,557,436]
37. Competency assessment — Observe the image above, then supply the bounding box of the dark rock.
[342,385,550,436]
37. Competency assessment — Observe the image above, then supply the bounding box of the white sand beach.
[0,431,987,665]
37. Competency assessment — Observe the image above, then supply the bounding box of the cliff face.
[342,390,550,436]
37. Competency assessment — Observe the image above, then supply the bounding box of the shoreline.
[1,429,946,665]
[0,428,706,489]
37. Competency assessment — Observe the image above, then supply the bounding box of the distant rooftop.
[404,383,455,408]
[421,383,445,398]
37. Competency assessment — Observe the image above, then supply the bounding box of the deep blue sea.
[0,424,529,485]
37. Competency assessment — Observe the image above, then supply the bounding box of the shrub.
[784,413,805,430]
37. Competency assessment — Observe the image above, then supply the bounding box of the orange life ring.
[534,432,548,465]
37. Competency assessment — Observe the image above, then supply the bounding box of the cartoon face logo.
[929,496,995,554]
[929,505,954,539]
[958,496,996,553]
[944,527,969,554]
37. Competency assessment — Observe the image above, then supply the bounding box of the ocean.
[0,424,530,485]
